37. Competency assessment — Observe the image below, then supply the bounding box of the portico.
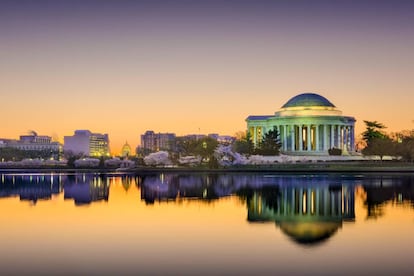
[246,93,356,155]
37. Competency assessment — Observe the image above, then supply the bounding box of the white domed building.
[246,93,356,155]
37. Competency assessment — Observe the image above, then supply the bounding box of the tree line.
[232,128,281,156]
[361,120,414,161]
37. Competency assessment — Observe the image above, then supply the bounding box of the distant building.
[180,133,235,145]
[0,131,61,153]
[64,130,110,157]
[209,134,235,145]
[140,131,176,153]
[121,141,131,157]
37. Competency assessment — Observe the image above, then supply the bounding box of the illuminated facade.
[64,130,110,157]
[246,93,356,155]
[0,131,61,152]
[140,130,176,153]
[121,141,132,157]
[247,183,355,244]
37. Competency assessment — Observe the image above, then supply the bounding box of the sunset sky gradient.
[1,0,413,154]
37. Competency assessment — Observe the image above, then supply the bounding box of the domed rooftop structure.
[282,93,335,108]
[246,91,356,155]
[278,221,341,246]
[121,141,131,157]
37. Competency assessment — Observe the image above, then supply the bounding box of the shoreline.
[1,161,414,174]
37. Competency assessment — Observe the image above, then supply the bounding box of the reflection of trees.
[140,174,223,204]
[261,186,281,212]
[121,176,132,192]
[362,175,414,219]
[236,186,281,211]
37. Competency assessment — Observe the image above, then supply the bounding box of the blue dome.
[282,93,335,108]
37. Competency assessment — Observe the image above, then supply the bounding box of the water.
[1,172,414,275]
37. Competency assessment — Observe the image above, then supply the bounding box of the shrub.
[328,148,342,156]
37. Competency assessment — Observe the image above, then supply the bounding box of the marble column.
[350,126,355,151]
[315,125,319,151]
[330,125,334,149]
[298,125,303,151]
[315,189,320,215]
[290,125,295,152]
[307,188,312,215]
[253,127,257,146]
[292,189,296,214]
[323,124,328,151]
[338,125,342,150]
[307,125,311,151]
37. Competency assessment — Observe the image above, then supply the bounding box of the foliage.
[362,137,396,160]
[175,136,218,163]
[64,151,85,168]
[397,135,414,162]
[232,132,254,155]
[255,128,281,156]
[362,120,387,145]
[207,155,220,169]
[195,137,219,161]
[0,147,60,161]
[361,121,396,160]
[328,148,342,155]
[144,151,172,166]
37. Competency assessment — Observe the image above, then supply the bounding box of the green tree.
[232,132,254,155]
[361,121,396,160]
[194,137,218,163]
[175,136,218,164]
[256,128,282,156]
[362,137,396,161]
[397,135,414,162]
[362,121,387,145]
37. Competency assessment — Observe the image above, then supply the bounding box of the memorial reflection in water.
[139,174,356,244]
[1,172,414,245]
[244,178,355,245]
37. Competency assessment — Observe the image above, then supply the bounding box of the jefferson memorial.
[246,93,356,155]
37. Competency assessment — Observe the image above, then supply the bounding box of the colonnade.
[250,186,355,220]
[250,123,355,154]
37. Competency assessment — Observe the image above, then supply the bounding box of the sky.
[1,0,413,154]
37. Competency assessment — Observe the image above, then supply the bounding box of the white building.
[64,130,110,157]
[0,131,61,152]
[247,93,356,155]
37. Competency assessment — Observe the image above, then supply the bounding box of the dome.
[278,221,340,246]
[282,93,335,108]
[121,141,131,157]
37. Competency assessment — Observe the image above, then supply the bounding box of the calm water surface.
[1,172,414,275]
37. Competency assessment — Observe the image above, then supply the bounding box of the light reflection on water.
[1,172,414,275]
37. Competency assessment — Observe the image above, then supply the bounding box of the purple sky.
[1,0,413,152]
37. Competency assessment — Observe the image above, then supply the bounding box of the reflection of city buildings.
[63,174,109,205]
[140,174,221,204]
[0,173,110,206]
[0,174,62,204]
[246,184,355,245]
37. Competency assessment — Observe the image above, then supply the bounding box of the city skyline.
[1,0,414,154]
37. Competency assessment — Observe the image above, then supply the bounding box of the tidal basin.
[1,172,414,275]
